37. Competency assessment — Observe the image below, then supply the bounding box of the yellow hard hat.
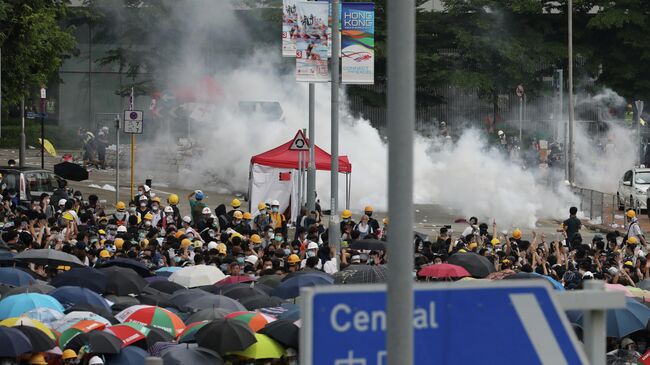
[341,210,352,219]
[251,234,262,244]
[383,217,389,225]
[175,230,185,239]
[242,212,252,220]
[231,198,241,208]
[143,212,153,220]
[98,229,106,235]
[216,243,227,254]
[62,349,77,360]
[115,201,126,211]
[99,250,110,258]
[151,197,161,204]
[30,354,47,365]
[181,238,192,249]
[627,210,636,218]
[364,206,374,212]
[627,236,638,245]
[468,242,478,250]
[114,238,124,250]
[62,212,74,221]
[233,211,243,219]
[168,194,179,205]
[624,260,634,267]
[288,254,300,264]
[458,249,467,253]
[491,238,501,245]
[258,202,267,210]
[512,229,522,239]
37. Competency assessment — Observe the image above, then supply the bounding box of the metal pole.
[0,47,2,139]
[636,100,644,165]
[519,96,523,150]
[583,280,607,365]
[40,112,44,169]
[568,0,575,184]
[328,0,341,263]
[19,94,25,167]
[387,0,415,363]
[307,83,316,211]
[130,87,135,199]
[115,116,120,203]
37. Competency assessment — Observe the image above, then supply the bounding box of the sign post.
[40,87,46,169]
[124,87,141,199]
[636,100,645,165]
[115,115,121,204]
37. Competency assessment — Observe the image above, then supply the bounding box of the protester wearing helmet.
[269,200,287,238]
[254,202,272,231]
[136,194,151,218]
[626,209,647,247]
[62,349,79,365]
[340,209,356,233]
[227,198,243,221]
[188,190,207,225]
[364,205,380,232]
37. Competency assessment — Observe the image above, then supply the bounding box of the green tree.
[0,0,76,106]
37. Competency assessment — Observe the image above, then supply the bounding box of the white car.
[617,167,650,211]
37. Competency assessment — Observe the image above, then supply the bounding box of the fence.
[574,187,626,230]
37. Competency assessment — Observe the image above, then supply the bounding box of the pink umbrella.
[215,276,256,286]
[605,283,636,298]
[418,264,471,279]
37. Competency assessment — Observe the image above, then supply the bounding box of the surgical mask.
[307,250,316,258]
[129,207,136,213]
[208,229,216,238]
[283,248,291,256]
[272,207,279,213]
[152,205,159,211]
[260,209,266,215]
[140,202,147,207]
[275,236,283,242]
[343,218,350,223]
[233,220,241,225]
[174,256,181,263]
[267,232,274,239]
[144,221,151,227]
[237,257,245,264]
[137,191,143,196]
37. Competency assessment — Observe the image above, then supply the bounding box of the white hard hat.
[498,130,504,136]
[164,206,173,213]
[144,185,151,192]
[139,195,148,201]
[207,241,218,250]
[202,207,212,214]
[307,241,319,250]
[245,255,259,265]
[58,199,67,206]
[271,200,280,206]
[116,225,127,233]
[88,356,104,365]
[182,216,192,224]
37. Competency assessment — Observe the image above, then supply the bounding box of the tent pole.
[346,173,351,210]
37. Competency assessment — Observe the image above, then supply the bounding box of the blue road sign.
[26,112,47,119]
[301,281,587,365]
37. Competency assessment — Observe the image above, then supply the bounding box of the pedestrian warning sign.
[289,130,310,151]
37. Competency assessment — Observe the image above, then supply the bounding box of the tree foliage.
[0,0,76,106]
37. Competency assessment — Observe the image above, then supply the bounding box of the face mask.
[237,257,245,264]
[275,236,283,242]
[267,232,274,239]
[174,256,181,263]
[307,250,316,258]
[283,248,291,256]
[260,209,267,215]
[343,218,350,223]
[152,205,159,211]
[208,230,216,238]
[233,220,241,225]
[272,207,279,213]
[144,221,152,227]
[137,191,143,196]
[129,207,136,213]
[140,202,147,207]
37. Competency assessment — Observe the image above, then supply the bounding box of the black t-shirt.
[563,216,581,242]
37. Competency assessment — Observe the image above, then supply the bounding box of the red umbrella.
[215,276,256,286]
[418,264,470,279]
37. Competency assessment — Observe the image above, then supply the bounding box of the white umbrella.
[52,311,111,332]
[168,265,227,288]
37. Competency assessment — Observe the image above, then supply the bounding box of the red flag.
[279,172,291,181]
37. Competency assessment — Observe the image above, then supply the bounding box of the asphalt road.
[5,148,600,243]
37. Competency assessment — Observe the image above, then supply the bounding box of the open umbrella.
[105,345,149,365]
[502,272,565,291]
[272,274,333,299]
[57,319,107,348]
[52,312,112,332]
[104,322,149,347]
[184,307,231,324]
[22,307,64,326]
[0,293,64,318]
[418,263,470,279]
[146,280,185,295]
[231,333,285,359]
[349,238,386,251]
[0,249,14,262]
[161,344,224,365]
[139,293,176,308]
[177,320,209,343]
[257,275,283,288]
[169,288,212,310]
[183,294,247,313]
[63,305,114,321]
[226,311,276,332]
[638,279,650,291]
[239,295,285,311]
[0,326,32,357]
[4,283,55,297]
[104,295,141,311]
[13,325,56,352]
[447,252,496,278]
[220,284,269,301]
[14,249,83,268]
[215,276,255,286]
[168,265,227,288]
[49,286,111,312]
[143,325,174,348]
[195,318,257,354]
[65,330,122,354]
[155,267,181,278]
[50,267,108,294]
[53,162,88,181]
[575,298,650,338]
[99,266,147,295]
[334,265,388,284]
[0,267,36,286]
[115,305,185,337]
[0,317,55,339]
[281,269,333,283]
[258,319,299,349]
[97,258,152,277]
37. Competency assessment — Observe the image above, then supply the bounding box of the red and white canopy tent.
[248,130,352,222]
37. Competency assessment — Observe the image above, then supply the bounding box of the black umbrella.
[65,304,118,323]
[13,325,56,352]
[258,319,299,349]
[447,252,496,278]
[50,267,108,294]
[334,265,388,284]
[99,266,147,295]
[184,307,230,324]
[0,249,14,262]
[14,249,84,267]
[98,258,152,277]
[104,294,141,308]
[638,279,650,291]
[170,288,212,310]
[281,269,333,282]
[54,161,88,181]
[161,344,224,365]
[184,294,247,313]
[65,330,122,354]
[0,326,31,357]
[4,283,55,296]
[257,275,282,288]
[147,280,186,295]
[195,318,257,354]
[139,293,175,308]
[145,326,174,348]
[239,295,285,310]
[349,238,386,251]
[219,284,269,301]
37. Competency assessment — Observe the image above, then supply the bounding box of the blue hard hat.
[195,190,205,200]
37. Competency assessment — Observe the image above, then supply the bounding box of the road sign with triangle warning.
[289,130,310,151]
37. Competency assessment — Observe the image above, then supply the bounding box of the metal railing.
[574,187,627,229]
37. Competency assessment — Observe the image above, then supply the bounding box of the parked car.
[0,167,67,203]
[617,166,650,211]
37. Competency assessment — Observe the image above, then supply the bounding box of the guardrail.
[573,187,630,230]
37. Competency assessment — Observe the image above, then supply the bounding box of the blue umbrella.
[0,293,64,319]
[49,286,111,312]
[156,267,181,278]
[503,272,565,291]
[50,267,108,294]
[0,249,14,262]
[530,272,565,291]
[575,298,650,338]
[0,267,36,287]
[0,326,32,357]
[105,345,149,365]
[272,274,333,299]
